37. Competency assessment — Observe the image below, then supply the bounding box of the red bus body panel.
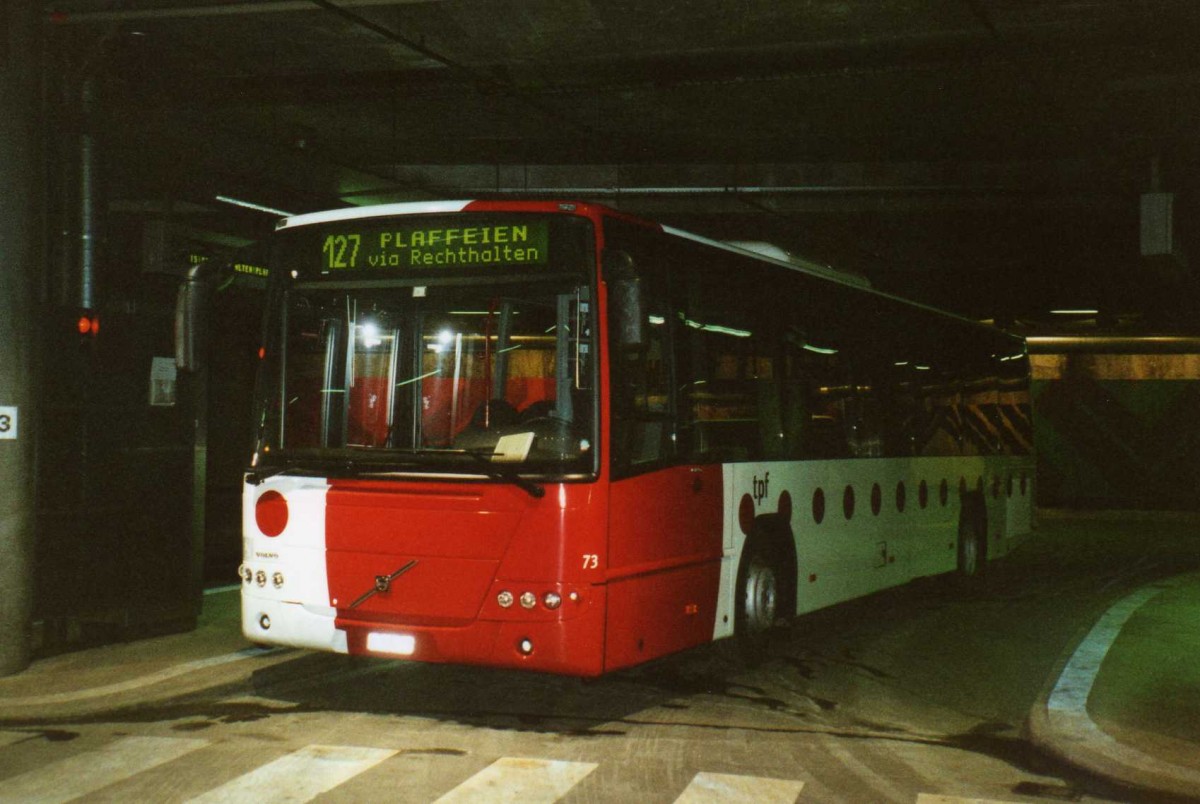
[603,465,724,672]
[326,479,611,676]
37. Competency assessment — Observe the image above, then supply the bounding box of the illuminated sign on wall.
[229,261,269,290]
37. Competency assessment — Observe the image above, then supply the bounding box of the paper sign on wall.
[149,357,177,407]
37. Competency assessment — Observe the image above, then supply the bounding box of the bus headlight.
[519,592,537,610]
[255,570,267,587]
[272,572,284,589]
[497,590,514,608]
[543,592,562,610]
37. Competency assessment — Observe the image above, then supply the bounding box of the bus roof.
[276,200,475,230]
[274,199,1024,349]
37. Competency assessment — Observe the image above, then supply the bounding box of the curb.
[1026,575,1200,801]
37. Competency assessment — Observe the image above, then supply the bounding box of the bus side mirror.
[174,263,214,372]
[604,249,646,348]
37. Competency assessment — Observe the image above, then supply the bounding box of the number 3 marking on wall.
[582,554,599,569]
[0,407,16,440]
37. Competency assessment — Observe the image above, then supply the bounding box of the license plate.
[366,632,416,656]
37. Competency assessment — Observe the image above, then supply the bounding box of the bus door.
[602,223,723,671]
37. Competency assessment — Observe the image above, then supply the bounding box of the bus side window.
[843,384,884,458]
[998,353,1032,456]
[611,323,671,467]
[962,360,1008,456]
[778,339,808,459]
[782,329,851,460]
[914,373,962,456]
[678,268,780,463]
[605,231,674,475]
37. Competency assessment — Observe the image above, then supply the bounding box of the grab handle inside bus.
[604,249,646,347]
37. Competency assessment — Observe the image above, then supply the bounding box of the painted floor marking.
[1041,579,1200,793]
[186,744,396,804]
[917,796,1024,804]
[820,735,911,803]
[0,730,29,749]
[1047,585,1166,716]
[434,757,598,804]
[673,771,804,803]
[1,647,282,707]
[916,796,1022,801]
[0,735,207,803]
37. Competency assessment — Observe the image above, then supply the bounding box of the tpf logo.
[752,472,770,506]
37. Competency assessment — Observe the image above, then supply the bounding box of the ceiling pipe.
[79,76,97,312]
[48,0,443,24]
[347,184,1113,199]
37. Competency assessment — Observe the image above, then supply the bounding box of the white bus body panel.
[713,456,1035,639]
[241,476,348,653]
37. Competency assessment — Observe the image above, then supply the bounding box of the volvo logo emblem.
[348,560,418,609]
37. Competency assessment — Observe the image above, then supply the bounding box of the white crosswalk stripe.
[0,735,208,804]
[820,735,911,803]
[433,757,598,804]
[673,771,804,803]
[0,735,1054,804]
[185,744,397,804]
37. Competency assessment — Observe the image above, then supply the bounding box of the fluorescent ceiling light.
[1049,309,1099,315]
[215,195,293,217]
[448,311,521,316]
[684,319,752,338]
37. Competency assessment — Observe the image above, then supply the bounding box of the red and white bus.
[227,200,1033,676]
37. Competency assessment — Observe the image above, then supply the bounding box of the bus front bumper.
[242,586,607,677]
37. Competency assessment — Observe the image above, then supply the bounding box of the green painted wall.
[1033,379,1200,510]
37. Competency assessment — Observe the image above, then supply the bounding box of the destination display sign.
[319,220,550,273]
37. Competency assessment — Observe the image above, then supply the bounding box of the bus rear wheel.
[735,540,780,661]
[956,495,988,578]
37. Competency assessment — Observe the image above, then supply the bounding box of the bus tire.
[956,493,988,578]
[734,537,782,663]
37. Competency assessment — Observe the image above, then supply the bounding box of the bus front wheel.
[735,540,780,661]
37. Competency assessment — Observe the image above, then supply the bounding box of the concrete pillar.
[0,3,42,675]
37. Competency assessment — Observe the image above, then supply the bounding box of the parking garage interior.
[2,0,1198,660]
[1,8,1200,794]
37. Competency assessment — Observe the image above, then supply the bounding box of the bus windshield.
[252,213,597,478]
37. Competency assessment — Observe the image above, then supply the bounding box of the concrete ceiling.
[42,0,1200,325]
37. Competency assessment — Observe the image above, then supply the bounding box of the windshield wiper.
[246,460,311,486]
[248,450,545,498]
[246,457,382,486]
[385,448,545,498]
[460,450,546,499]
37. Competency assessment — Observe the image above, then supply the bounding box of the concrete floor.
[0,510,1197,803]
